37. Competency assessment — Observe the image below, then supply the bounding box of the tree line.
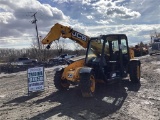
[0,48,86,63]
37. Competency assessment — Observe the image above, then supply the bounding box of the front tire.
[129,61,141,83]
[54,71,70,90]
[80,72,95,97]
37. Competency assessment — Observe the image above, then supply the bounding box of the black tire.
[80,72,95,97]
[54,71,70,90]
[129,61,141,83]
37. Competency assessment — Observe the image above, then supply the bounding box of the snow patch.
[154,68,160,73]
[0,94,6,98]
[151,61,160,65]
[102,97,115,104]
[141,100,154,105]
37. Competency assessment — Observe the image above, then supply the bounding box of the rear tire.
[54,71,70,90]
[80,71,95,97]
[129,61,141,83]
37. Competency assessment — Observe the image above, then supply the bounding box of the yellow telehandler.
[42,23,141,97]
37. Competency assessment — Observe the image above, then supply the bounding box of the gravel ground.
[0,55,160,120]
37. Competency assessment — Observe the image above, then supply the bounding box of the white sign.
[27,67,44,92]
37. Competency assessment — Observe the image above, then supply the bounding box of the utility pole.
[31,12,41,50]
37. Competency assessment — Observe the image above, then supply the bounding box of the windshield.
[85,35,128,64]
[85,38,105,64]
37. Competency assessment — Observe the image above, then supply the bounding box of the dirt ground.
[0,55,160,120]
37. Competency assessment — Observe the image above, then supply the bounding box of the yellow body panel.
[129,48,134,59]
[41,23,90,48]
[61,59,85,82]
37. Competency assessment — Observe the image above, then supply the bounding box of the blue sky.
[0,0,160,49]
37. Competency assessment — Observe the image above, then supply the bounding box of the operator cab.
[85,34,130,82]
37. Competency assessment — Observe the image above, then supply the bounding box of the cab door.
[104,35,129,78]
[119,35,130,76]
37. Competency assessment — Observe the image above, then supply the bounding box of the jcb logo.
[68,73,73,78]
[72,31,87,41]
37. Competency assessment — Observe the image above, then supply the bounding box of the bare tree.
[30,38,44,61]
[0,49,28,62]
[73,41,86,55]
[52,39,67,56]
